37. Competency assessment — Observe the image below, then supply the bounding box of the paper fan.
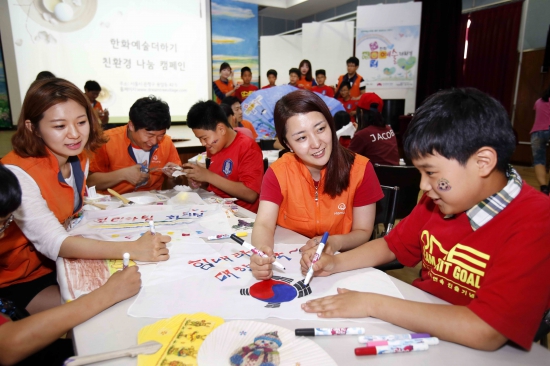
[137,312,224,366]
[197,320,337,366]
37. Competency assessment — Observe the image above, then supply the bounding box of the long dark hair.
[357,108,385,131]
[299,60,313,82]
[274,90,355,197]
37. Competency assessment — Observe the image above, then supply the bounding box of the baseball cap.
[357,92,384,113]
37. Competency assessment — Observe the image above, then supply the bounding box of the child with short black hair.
[262,69,278,89]
[336,56,365,98]
[301,88,550,351]
[337,82,358,123]
[288,68,300,87]
[221,96,258,139]
[235,66,259,103]
[183,100,264,212]
[311,69,334,97]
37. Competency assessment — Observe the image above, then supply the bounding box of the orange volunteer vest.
[270,153,369,238]
[337,74,364,98]
[0,150,87,288]
[214,79,234,104]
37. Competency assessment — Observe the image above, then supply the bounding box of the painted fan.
[242,85,345,139]
[197,320,337,366]
[137,312,224,366]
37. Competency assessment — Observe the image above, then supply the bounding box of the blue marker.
[303,232,329,285]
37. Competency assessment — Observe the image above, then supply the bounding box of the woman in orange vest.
[213,62,239,104]
[249,90,383,280]
[297,59,317,91]
[0,78,170,314]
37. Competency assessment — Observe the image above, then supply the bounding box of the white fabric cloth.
[336,122,357,139]
[6,165,70,261]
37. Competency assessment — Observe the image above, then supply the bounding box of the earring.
[289,148,294,153]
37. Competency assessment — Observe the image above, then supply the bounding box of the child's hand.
[300,247,336,277]
[132,231,170,262]
[301,288,372,318]
[250,246,275,280]
[182,163,211,184]
[102,266,142,303]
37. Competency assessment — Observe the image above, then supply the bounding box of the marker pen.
[229,234,285,270]
[123,253,130,269]
[303,231,329,285]
[364,337,439,347]
[355,343,429,356]
[295,327,365,336]
[149,220,156,235]
[358,333,431,343]
[207,232,247,241]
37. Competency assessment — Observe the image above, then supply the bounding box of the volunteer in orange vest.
[297,59,317,91]
[249,90,383,280]
[84,80,109,126]
[0,78,170,314]
[335,56,366,99]
[213,62,239,104]
[87,96,182,194]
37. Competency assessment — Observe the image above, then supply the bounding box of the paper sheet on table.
[128,244,404,322]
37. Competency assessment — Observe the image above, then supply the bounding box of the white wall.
[259,34,303,87]
[302,21,355,87]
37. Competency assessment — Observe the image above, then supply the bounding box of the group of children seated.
[0,70,548,364]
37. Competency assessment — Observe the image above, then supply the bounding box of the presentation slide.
[4,0,211,122]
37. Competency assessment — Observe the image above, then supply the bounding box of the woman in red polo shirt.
[249,90,383,280]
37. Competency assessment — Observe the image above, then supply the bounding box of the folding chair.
[372,185,404,271]
[374,163,421,219]
[258,139,276,150]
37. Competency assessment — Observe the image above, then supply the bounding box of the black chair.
[534,309,549,348]
[374,164,421,219]
[371,185,404,271]
[258,139,276,150]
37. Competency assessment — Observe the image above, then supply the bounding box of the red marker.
[355,343,429,356]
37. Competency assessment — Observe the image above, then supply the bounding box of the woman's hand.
[250,246,275,280]
[301,288,372,318]
[300,248,337,277]
[132,231,170,261]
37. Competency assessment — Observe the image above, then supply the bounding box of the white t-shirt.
[133,148,149,167]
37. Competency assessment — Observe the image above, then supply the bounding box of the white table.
[69,212,550,366]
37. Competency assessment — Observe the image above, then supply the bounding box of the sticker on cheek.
[437,178,451,192]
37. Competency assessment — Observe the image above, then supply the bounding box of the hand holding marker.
[230,234,285,271]
[304,232,329,285]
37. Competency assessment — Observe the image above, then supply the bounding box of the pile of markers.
[295,327,439,356]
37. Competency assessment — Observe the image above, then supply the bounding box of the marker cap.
[355,347,377,356]
[295,328,315,336]
[411,333,431,339]
[123,253,130,260]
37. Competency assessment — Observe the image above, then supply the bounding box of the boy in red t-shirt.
[301,88,550,351]
[337,82,358,122]
[235,66,259,103]
[311,69,334,98]
[262,69,277,89]
[288,68,300,88]
[182,100,264,212]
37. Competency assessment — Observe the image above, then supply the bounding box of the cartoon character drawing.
[239,276,311,308]
[229,331,282,366]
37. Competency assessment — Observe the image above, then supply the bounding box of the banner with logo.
[356,25,420,89]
